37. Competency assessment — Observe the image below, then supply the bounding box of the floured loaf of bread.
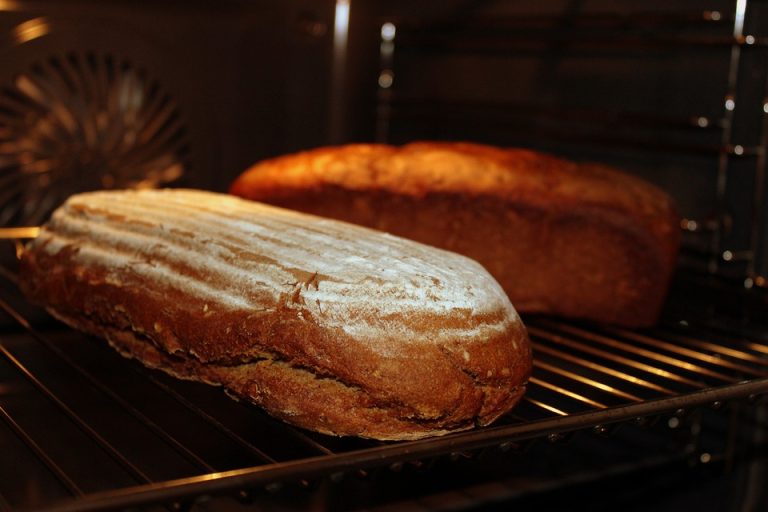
[230,142,681,327]
[19,189,531,440]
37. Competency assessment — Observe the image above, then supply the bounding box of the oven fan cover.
[0,52,190,227]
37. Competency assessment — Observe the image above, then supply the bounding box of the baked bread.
[18,189,531,440]
[230,142,680,327]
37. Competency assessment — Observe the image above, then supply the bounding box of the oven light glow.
[334,0,350,50]
[381,22,396,42]
[378,70,394,88]
[734,0,746,38]
[329,0,351,143]
[12,17,50,44]
[683,219,697,231]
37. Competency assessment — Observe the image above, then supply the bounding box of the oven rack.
[0,269,766,512]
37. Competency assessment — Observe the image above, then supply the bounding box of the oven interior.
[0,1,767,511]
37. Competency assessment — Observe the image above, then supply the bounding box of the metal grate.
[0,265,766,511]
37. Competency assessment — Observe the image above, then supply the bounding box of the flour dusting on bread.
[34,189,519,346]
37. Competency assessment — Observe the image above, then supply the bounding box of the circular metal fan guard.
[0,52,190,226]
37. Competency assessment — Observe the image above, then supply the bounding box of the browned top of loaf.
[231,142,678,244]
[19,189,531,439]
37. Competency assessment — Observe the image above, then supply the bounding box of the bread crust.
[230,142,680,327]
[19,189,531,440]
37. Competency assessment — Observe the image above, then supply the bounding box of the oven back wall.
[0,0,337,205]
[342,0,768,283]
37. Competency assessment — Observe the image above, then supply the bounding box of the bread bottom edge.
[46,308,527,441]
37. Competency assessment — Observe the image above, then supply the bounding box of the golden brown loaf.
[19,189,531,440]
[230,142,681,327]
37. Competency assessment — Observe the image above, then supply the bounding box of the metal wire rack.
[0,262,766,511]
